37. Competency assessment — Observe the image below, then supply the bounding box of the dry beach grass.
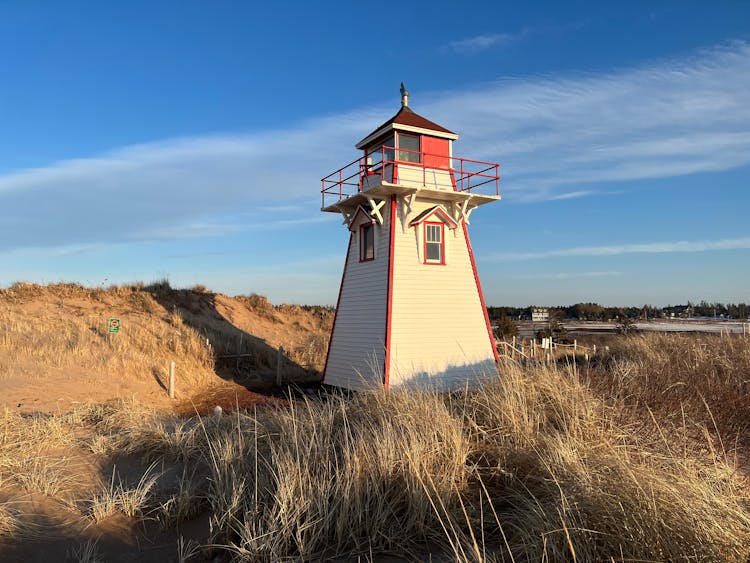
[0,360,748,560]
[0,284,748,560]
[602,333,750,448]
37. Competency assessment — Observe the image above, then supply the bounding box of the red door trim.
[383,195,397,388]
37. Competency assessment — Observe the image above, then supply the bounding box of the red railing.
[321,146,500,208]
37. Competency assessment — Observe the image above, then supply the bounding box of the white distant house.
[532,308,549,322]
[320,84,501,391]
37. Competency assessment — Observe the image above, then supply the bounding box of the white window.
[424,223,444,264]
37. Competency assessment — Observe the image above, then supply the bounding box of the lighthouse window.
[360,223,375,262]
[367,136,394,168]
[425,223,444,264]
[397,133,421,163]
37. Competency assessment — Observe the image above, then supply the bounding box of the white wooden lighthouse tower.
[321,85,500,391]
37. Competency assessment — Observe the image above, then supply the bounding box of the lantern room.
[356,85,456,181]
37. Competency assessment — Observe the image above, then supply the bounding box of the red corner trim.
[383,195,397,388]
[322,232,353,383]
[462,220,499,363]
[450,169,498,363]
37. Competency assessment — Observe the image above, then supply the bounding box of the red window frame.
[423,221,445,265]
[359,222,375,262]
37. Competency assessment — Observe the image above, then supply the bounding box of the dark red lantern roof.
[355,105,457,149]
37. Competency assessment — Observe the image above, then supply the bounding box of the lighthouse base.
[323,194,498,392]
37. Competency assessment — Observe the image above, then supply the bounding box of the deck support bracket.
[454,197,475,225]
[399,189,419,231]
[339,208,353,227]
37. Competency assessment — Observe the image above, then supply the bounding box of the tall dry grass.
[83,362,750,561]
[600,333,750,448]
[1,331,748,560]
[0,304,215,387]
[0,506,14,538]
[0,408,84,542]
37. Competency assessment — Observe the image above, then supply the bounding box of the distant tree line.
[487,301,750,322]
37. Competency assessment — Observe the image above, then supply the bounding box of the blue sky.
[1,1,748,306]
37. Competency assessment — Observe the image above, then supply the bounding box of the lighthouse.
[321,85,500,391]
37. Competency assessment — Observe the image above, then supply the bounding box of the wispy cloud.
[545,190,596,201]
[0,42,749,252]
[424,41,750,201]
[0,112,376,252]
[133,214,334,242]
[489,237,750,262]
[447,31,525,54]
[511,271,622,280]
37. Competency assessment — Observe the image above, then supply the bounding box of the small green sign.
[108,318,121,333]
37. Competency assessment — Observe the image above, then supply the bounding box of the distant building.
[532,308,549,322]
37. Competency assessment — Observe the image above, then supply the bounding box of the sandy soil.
[2,364,175,415]
[0,284,331,559]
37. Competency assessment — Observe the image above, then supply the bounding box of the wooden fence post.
[168,361,175,399]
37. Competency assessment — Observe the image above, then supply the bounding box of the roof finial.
[400,82,409,108]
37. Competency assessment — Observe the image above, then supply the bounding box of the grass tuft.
[66,538,103,563]
[87,462,161,522]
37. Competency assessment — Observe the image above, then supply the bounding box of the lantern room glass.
[397,133,420,163]
[367,136,394,168]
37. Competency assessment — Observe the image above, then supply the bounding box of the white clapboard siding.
[395,164,454,191]
[388,198,496,388]
[323,202,391,390]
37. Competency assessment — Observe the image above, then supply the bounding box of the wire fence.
[496,337,598,365]
[496,327,749,366]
